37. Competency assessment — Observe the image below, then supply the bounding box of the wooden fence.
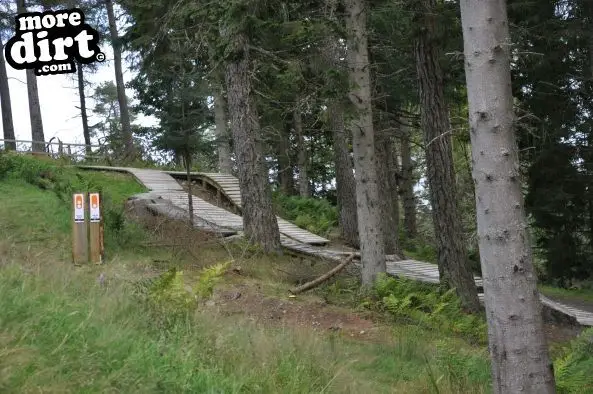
[0,138,113,162]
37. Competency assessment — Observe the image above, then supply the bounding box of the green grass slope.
[0,154,590,393]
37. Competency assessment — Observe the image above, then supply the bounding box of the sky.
[0,1,157,150]
[0,42,158,148]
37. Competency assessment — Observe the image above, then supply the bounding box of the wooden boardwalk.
[166,171,330,245]
[78,165,593,327]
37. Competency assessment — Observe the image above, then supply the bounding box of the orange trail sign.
[73,193,84,222]
[89,193,100,222]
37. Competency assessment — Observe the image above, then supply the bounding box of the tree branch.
[289,254,355,294]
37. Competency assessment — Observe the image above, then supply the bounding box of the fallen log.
[289,254,355,295]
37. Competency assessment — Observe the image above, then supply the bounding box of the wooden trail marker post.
[72,193,88,265]
[88,192,104,264]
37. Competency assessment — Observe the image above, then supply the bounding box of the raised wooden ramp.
[166,171,242,208]
[80,166,327,244]
[166,171,330,245]
[539,295,593,326]
[78,165,593,327]
[386,262,592,326]
[271,241,593,325]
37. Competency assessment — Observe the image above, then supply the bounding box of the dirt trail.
[210,283,386,343]
[206,280,584,346]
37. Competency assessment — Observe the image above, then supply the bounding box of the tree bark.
[460,1,556,391]
[584,0,593,255]
[414,0,480,312]
[587,0,593,80]
[387,134,401,253]
[185,151,194,227]
[375,123,401,255]
[328,103,359,248]
[0,39,15,151]
[213,81,233,174]
[321,0,359,248]
[277,121,295,195]
[295,108,310,197]
[25,69,45,153]
[105,0,136,162]
[16,0,44,153]
[224,31,281,252]
[345,0,385,285]
[400,117,417,238]
[77,63,92,155]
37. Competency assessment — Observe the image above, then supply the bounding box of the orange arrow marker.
[91,194,98,209]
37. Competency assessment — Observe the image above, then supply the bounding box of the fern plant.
[554,328,593,393]
[147,267,194,313]
[194,261,231,299]
[373,273,487,343]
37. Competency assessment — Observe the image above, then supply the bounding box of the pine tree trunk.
[0,39,15,151]
[25,69,45,153]
[415,0,480,312]
[322,0,358,248]
[185,151,194,227]
[345,0,385,285]
[387,131,402,254]
[387,135,403,246]
[585,0,593,255]
[277,121,295,195]
[460,1,556,391]
[16,0,45,153]
[375,124,401,255]
[105,0,135,162]
[295,109,310,198]
[77,63,91,155]
[400,118,417,238]
[328,103,359,248]
[224,31,281,252]
[213,81,232,174]
[583,0,593,79]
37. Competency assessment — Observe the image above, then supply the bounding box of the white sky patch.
[1,0,158,147]
[1,41,158,146]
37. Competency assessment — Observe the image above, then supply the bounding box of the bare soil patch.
[209,281,387,343]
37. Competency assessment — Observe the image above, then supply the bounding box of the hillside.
[0,155,591,393]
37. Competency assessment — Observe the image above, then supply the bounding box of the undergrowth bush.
[371,274,488,344]
[272,192,338,237]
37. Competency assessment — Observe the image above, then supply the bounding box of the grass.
[0,154,591,393]
[0,175,493,393]
[539,285,593,304]
[0,259,494,393]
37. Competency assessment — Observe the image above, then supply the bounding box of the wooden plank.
[88,192,104,265]
[72,192,88,265]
